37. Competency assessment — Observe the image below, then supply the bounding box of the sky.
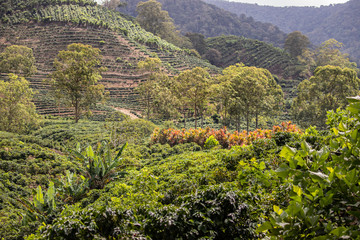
[229,0,349,7]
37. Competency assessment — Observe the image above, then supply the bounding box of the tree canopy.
[135,0,192,48]
[292,65,360,128]
[284,31,310,58]
[218,63,283,132]
[0,73,40,133]
[49,43,107,123]
[173,67,213,129]
[299,39,358,78]
[100,0,126,10]
[0,45,37,76]
[136,57,178,120]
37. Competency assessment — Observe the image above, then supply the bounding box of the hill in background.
[118,0,287,47]
[204,0,360,65]
[0,0,218,117]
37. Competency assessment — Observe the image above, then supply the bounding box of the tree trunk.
[246,111,249,133]
[183,107,186,128]
[194,103,197,129]
[256,111,258,129]
[75,100,80,123]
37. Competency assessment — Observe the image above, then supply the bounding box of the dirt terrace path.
[113,107,139,119]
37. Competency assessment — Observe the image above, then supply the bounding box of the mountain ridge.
[204,0,360,65]
[118,0,287,47]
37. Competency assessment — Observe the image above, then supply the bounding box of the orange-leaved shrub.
[151,122,301,149]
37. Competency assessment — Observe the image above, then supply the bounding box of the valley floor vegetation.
[1,98,360,239]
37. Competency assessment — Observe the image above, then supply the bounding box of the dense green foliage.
[0,74,40,133]
[49,43,107,123]
[292,65,360,128]
[218,63,284,131]
[2,99,360,239]
[284,31,310,58]
[2,0,360,239]
[0,45,37,77]
[135,0,191,49]
[258,97,360,239]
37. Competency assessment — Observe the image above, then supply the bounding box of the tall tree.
[136,0,192,48]
[100,0,126,10]
[185,32,207,55]
[292,65,360,128]
[284,31,310,58]
[173,67,213,129]
[0,73,39,133]
[0,45,37,77]
[315,39,357,69]
[219,63,283,132]
[49,43,107,123]
[136,57,178,120]
[298,39,358,78]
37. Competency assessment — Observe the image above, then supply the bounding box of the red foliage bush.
[151,122,301,149]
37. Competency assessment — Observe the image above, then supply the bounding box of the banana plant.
[18,181,57,225]
[68,141,128,189]
[57,170,89,204]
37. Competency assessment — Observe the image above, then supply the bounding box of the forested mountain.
[118,0,287,47]
[204,0,360,65]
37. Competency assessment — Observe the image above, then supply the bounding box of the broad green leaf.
[115,142,128,160]
[301,141,311,153]
[34,186,44,211]
[259,161,266,170]
[347,96,360,103]
[293,185,303,196]
[327,167,335,182]
[309,171,328,182]
[307,215,319,226]
[330,227,348,237]
[273,205,283,215]
[348,102,360,114]
[344,168,358,187]
[317,147,330,163]
[286,201,301,216]
[319,193,334,207]
[275,163,290,178]
[338,122,347,132]
[86,145,94,158]
[351,129,358,141]
[280,146,297,161]
[256,221,272,232]
[46,181,56,209]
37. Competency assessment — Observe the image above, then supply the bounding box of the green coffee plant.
[258,98,360,239]
[204,135,219,149]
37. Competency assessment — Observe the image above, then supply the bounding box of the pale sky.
[229,0,349,7]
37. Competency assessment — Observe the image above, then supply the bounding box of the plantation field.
[1,98,360,239]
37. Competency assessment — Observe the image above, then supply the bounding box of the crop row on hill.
[206,35,302,78]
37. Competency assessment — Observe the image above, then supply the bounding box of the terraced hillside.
[206,35,302,79]
[0,2,218,117]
